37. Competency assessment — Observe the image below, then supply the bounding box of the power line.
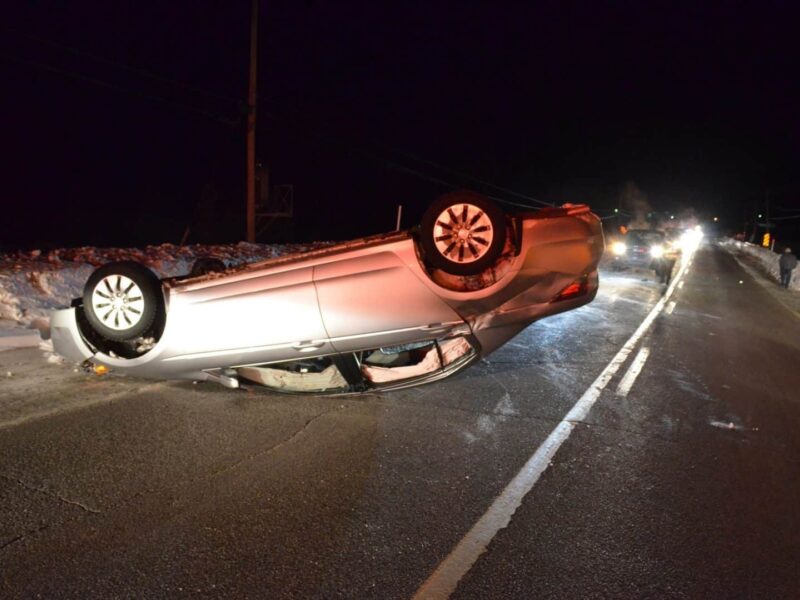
[258,111,549,211]
[1,52,238,126]
[379,146,553,207]
[1,26,241,106]
[257,108,550,210]
[5,47,551,210]
[772,203,800,213]
[4,28,555,210]
[255,78,553,208]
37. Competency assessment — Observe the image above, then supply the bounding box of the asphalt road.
[1,242,799,598]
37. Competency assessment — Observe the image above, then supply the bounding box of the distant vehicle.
[609,229,666,269]
[51,192,604,394]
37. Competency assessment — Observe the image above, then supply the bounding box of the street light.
[713,217,719,222]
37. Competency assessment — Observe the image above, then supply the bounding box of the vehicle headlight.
[650,244,664,258]
[611,241,627,256]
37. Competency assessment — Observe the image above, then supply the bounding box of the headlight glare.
[611,241,627,256]
[650,244,664,258]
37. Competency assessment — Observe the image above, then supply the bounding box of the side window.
[236,356,349,393]
[360,337,474,384]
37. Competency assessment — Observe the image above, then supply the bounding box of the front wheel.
[82,261,164,342]
[420,191,507,276]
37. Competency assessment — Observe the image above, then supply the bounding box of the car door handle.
[292,341,325,351]
[419,323,450,333]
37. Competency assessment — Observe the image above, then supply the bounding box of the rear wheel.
[82,261,163,342]
[420,191,507,276]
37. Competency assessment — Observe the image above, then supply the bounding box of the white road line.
[0,383,165,430]
[0,331,41,351]
[666,301,676,314]
[678,280,685,289]
[615,347,650,397]
[412,252,693,600]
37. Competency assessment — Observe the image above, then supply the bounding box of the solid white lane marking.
[0,383,165,430]
[678,280,684,289]
[0,331,41,351]
[615,347,650,397]
[412,252,694,600]
[666,301,676,314]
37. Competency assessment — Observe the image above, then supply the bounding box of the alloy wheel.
[432,203,494,264]
[91,275,145,331]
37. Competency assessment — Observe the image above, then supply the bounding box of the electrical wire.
[1,52,239,126]
[771,203,800,213]
[769,214,800,221]
[377,146,553,207]
[257,109,550,210]
[1,26,241,106]
[4,28,555,210]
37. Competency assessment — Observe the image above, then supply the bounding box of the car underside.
[51,193,605,394]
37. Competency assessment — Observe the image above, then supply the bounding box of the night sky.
[2,1,799,249]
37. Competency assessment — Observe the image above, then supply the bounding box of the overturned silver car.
[51,192,604,393]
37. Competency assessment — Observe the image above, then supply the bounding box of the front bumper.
[50,308,94,363]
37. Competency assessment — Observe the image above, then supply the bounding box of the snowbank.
[0,242,324,331]
[721,239,800,291]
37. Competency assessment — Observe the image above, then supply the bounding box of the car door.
[159,265,335,368]
[313,250,466,352]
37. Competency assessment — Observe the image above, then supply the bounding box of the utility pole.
[246,0,259,242]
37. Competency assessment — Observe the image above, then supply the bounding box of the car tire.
[82,261,164,342]
[420,191,507,276]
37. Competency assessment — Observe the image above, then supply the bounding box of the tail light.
[553,276,589,302]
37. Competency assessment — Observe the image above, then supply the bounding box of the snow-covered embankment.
[722,239,800,292]
[0,242,317,335]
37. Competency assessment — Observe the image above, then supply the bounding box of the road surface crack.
[99,405,352,514]
[201,407,340,481]
[0,524,49,553]
[0,473,101,514]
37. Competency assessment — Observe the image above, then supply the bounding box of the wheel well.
[412,221,518,292]
[73,293,167,359]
